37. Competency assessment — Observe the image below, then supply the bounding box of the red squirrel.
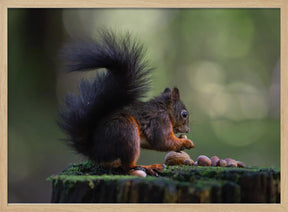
[58,31,194,175]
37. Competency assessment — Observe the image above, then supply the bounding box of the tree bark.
[48,161,280,203]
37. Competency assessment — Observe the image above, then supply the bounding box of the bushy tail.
[58,31,152,156]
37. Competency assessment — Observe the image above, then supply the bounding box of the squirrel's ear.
[162,87,171,94]
[162,88,172,104]
[172,87,180,101]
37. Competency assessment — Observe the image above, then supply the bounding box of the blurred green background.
[8,8,280,203]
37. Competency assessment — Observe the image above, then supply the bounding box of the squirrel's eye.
[181,110,188,119]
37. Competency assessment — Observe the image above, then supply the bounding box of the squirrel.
[58,30,195,175]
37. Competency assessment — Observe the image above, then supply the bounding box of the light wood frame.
[0,0,287,211]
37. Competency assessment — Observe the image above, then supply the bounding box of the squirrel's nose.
[185,128,190,133]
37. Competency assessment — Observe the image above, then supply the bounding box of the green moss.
[160,165,281,187]
[48,163,280,183]
[88,180,94,189]
[48,162,280,192]
[55,161,127,176]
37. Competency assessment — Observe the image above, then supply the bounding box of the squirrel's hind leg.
[101,113,164,176]
[138,164,166,176]
[114,115,164,176]
[112,114,141,171]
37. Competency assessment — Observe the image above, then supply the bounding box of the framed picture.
[1,0,287,211]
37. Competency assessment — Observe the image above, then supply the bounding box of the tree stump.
[48,161,280,203]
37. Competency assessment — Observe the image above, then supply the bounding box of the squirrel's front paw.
[177,135,195,150]
[176,139,195,152]
[183,139,195,149]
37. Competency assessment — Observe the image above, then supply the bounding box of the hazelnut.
[216,159,227,167]
[130,170,147,177]
[178,134,188,139]
[197,155,211,166]
[164,151,191,165]
[237,161,247,168]
[225,158,237,167]
[210,156,220,167]
[183,158,194,166]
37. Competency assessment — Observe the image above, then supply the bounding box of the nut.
[210,156,220,166]
[197,155,211,166]
[237,161,246,168]
[225,158,237,167]
[216,159,227,167]
[164,151,191,165]
[178,134,188,139]
[130,170,147,177]
[183,158,194,166]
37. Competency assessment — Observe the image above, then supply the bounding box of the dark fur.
[58,31,194,171]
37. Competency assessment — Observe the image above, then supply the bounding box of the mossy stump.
[48,161,280,203]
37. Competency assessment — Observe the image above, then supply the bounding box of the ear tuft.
[172,87,180,101]
[161,87,172,105]
[163,87,171,94]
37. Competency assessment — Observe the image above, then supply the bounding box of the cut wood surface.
[48,161,280,203]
